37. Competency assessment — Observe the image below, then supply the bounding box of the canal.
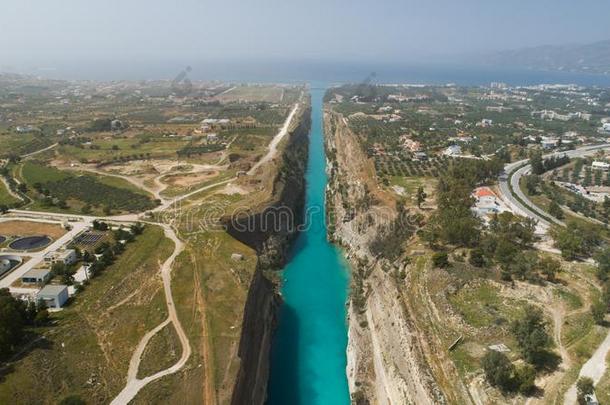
[267,86,351,405]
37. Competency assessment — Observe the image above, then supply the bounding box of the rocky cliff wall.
[324,108,445,405]
[229,103,311,405]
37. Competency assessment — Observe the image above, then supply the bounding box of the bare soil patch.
[162,171,219,187]
[0,220,66,239]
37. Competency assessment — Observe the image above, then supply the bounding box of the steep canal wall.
[228,102,311,405]
[267,87,350,405]
[324,108,446,405]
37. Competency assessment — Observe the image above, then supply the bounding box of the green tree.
[511,307,551,367]
[548,200,564,220]
[432,252,449,268]
[524,175,540,195]
[591,299,606,325]
[550,222,601,261]
[530,152,545,175]
[515,364,536,395]
[469,248,485,267]
[576,377,594,405]
[0,288,25,358]
[535,256,561,282]
[482,350,514,392]
[595,248,610,281]
[416,186,427,208]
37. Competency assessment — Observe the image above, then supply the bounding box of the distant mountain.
[480,40,610,75]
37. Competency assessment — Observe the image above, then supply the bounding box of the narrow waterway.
[267,87,351,405]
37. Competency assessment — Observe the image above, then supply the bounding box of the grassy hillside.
[0,225,173,404]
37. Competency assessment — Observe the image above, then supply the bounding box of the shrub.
[432,252,449,268]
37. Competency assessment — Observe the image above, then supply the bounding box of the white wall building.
[43,249,77,266]
[38,285,69,308]
[592,161,610,172]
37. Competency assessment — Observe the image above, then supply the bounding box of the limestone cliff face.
[324,109,445,405]
[228,104,311,405]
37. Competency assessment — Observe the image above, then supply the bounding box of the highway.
[497,143,610,232]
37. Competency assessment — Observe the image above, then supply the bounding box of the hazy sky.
[2,0,610,73]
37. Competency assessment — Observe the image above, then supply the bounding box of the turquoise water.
[267,87,351,405]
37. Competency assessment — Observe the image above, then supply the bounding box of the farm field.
[215,85,286,103]
[18,161,157,214]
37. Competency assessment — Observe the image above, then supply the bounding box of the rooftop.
[22,268,50,278]
[474,187,496,199]
[38,284,68,296]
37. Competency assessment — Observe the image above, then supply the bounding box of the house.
[472,187,504,218]
[206,133,218,142]
[401,138,421,152]
[21,268,51,285]
[43,249,77,266]
[541,137,559,149]
[444,145,462,156]
[37,285,69,308]
[474,187,497,205]
[592,161,610,172]
[603,123,610,133]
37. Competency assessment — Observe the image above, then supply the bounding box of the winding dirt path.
[20,142,58,159]
[0,175,24,202]
[110,225,191,405]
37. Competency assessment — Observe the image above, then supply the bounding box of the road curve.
[110,224,191,405]
[497,144,610,230]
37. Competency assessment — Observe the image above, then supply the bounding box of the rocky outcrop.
[229,103,311,405]
[324,109,446,405]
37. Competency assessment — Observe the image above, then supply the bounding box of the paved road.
[497,144,610,231]
[496,143,610,404]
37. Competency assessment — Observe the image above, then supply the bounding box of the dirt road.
[248,103,299,175]
[564,329,610,404]
[110,225,191,405]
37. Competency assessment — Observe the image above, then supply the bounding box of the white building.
[444,145,462,156]
[480,118,493,127]
[592,161,610,172]
[541,137,559,149]
[603,123,610,133]
[43,249,77,266]
[38,285,69,308]
[22,268,51,285]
